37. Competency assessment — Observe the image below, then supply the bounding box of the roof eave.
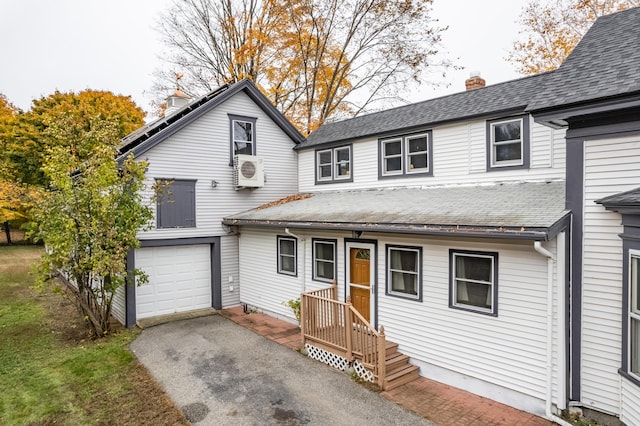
[117,79,304,163]
[222,213,571,241]
[297,106,529,150]
[531,92,640,128]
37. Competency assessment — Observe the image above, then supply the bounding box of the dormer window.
[379,131,433,179]
[487,115,530,170]
[315,145,353,184]
[229,114,257,165]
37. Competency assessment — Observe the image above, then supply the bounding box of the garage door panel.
[135,244,212,319]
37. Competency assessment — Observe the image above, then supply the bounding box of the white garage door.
[135,244,211,319]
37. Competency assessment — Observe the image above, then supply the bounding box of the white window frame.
[630,250,640,379]
[334,146,351,180]
[277,236,297,276]
[316,149,333,181]
[386,245,422,301]
[450,250,497,316]
[405,133,430,174]
[229,115,257,164]
[312,239,336,282]
[490,118,524,168]
[381,138,404,176]
[315,146,352,183]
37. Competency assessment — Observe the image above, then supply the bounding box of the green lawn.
[0,245,187,425]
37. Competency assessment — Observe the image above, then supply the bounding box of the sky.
[0,0,528,116]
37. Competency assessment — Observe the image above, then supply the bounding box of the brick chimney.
[465,72,486,91]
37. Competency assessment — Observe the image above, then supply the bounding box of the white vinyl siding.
[582,135,640,415]
[237,228,561,414]
[112,285,126,325]
[621,376,640,426]
[138,90,299,240]
[220,235,240,308]
[298,118,565,192]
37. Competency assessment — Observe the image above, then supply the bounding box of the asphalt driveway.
[130,315,434,425]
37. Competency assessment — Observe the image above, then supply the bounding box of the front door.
[346,242,375,325]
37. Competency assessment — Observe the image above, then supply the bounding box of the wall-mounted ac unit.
[234,154,265,189]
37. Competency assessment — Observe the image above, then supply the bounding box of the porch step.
[385,352,410,371]
[385,341,399,357]
[384,364,420,391]
[383,342,420,391]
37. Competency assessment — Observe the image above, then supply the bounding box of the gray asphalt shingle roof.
[301,72,551,148]
[223,181,569,240]
[303,7,640,148]
[527,7,640,111]
[597,187,640,208]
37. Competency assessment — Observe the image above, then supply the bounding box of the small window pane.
[318,150,332,165]
[281,256,295,273]
[335,148,350,177]
[319,165,332,178]
[456,281,491,309]
[384,140,402,156]
[280,239,294,255]
[494,121,520,142]
[495,142,521,162]
[409,153,427,170]
[385,157,402,173]
[235,141,253,155]
[408,136,428,153]
[316,243,334,261]
[456,256,492,282]
[234,121,253,141]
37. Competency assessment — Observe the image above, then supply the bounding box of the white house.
[114,80,304,327]
[116,7,640,426]
[222,7,640,425]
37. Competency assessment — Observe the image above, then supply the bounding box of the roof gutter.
[222,218,568,241]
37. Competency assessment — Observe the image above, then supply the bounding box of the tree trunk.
[3,221,12,245]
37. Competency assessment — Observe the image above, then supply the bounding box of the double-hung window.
[156,179,196,229]
[450,250,498,316]
[229,114,257,164]
[315,145,352,183]
[487,116,530,170]
[277,236,297,276]
[630,251,640,378]
[379,131,432,178]
[313,239,336,282]
[386,245,422,301]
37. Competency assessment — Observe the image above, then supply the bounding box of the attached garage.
[135,244,212,319]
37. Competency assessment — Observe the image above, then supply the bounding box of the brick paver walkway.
[219,306,554,426]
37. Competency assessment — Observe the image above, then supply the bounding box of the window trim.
[155,178,197,229]
[628,249,640,382]
[449,249,498,316]
[228,114,257,166]
[378,130,433,179]
[277,235,297,276]
[486,115,530,171]
[385,244,423,301]
[312,238,337,282]
[314,144,353,184]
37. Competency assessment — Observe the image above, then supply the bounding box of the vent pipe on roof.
[465,71,486,91]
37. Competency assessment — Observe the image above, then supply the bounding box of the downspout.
[534,240,573,426]
[285,228,305,293]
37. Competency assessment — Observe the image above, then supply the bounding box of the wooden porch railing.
[300,283,386,388]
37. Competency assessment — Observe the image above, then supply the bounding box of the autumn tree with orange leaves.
[154,0,450,134]
[508,0,639,75]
